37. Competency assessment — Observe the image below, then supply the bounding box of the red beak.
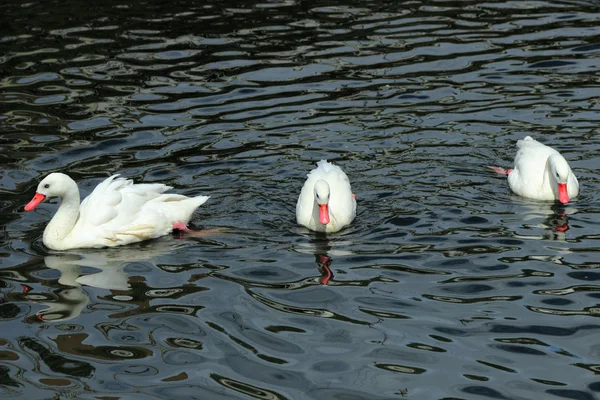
[557,183,569,204]
[24,192,46,211]
[319,204,330,225]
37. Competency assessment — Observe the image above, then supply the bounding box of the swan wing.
[78,175,125,227]
[513,137,559,179]
[75,175,172,232]
[328,165,356,225]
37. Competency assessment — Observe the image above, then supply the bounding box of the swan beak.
[557,183,569,204]
[319,204,330,225]
[24,192,46,211]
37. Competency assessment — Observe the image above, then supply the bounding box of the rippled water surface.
[2,0,600,398]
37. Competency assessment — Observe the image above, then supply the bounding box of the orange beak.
[24,192,46,211]
[319,204,330,225]
[557,183,569,204]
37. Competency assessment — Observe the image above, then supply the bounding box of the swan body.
[507,136,579,203]
[296,160,356,233]
[24,173,209,250]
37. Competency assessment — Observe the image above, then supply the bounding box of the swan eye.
[44,184,50,189]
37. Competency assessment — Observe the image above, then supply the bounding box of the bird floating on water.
[24,173,209,250]
[488,136,579,204]
[296,160,356,233]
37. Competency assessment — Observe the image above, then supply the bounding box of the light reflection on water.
[2,0,600,398]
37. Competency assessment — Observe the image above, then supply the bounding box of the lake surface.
[2,0,600,399]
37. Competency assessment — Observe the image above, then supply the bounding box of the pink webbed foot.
[487,166,513,175]
[171,222,190,239]
[172,221,191,232]
[352,193,356,200]
[172,222,228,238]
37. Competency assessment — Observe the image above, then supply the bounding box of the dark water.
[2,0,600,398]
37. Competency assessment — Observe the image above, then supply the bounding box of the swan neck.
[544,157,556,185]
[43,184,81,248]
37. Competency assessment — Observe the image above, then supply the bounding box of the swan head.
[24,173,73,211]
[547,154,571,204]
[314,180,330,225]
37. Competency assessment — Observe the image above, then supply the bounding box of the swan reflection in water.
[296,234,354,285]
[315,253,333,285]
[32,242,180,322]
[508,198,576,241]
[547,204,570,234]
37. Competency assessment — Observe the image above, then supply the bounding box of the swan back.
[72,176,208,247]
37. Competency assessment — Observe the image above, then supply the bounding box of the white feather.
[507,136,579,201]
[296,160,356,233]
[26,173,209,250]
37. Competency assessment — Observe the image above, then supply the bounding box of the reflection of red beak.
[555,224,569,233]
[316,255,333,285]
[557,183,569,204]
[21,284,33,294]
[317,255,330,265]
[24,192,46,211]
[319,264,333,285]
[319,204,330,225]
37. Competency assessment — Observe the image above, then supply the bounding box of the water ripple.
[2,0,600,398]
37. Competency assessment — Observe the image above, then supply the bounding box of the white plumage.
[296,160,356,233]
[506,136,579,203]
[24,173,209,250]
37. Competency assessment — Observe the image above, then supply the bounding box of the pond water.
[2,0,600,399]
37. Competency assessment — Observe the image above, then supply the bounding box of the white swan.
[296,160,356,233]
[489,136,579,203]
[24,173,209,250]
